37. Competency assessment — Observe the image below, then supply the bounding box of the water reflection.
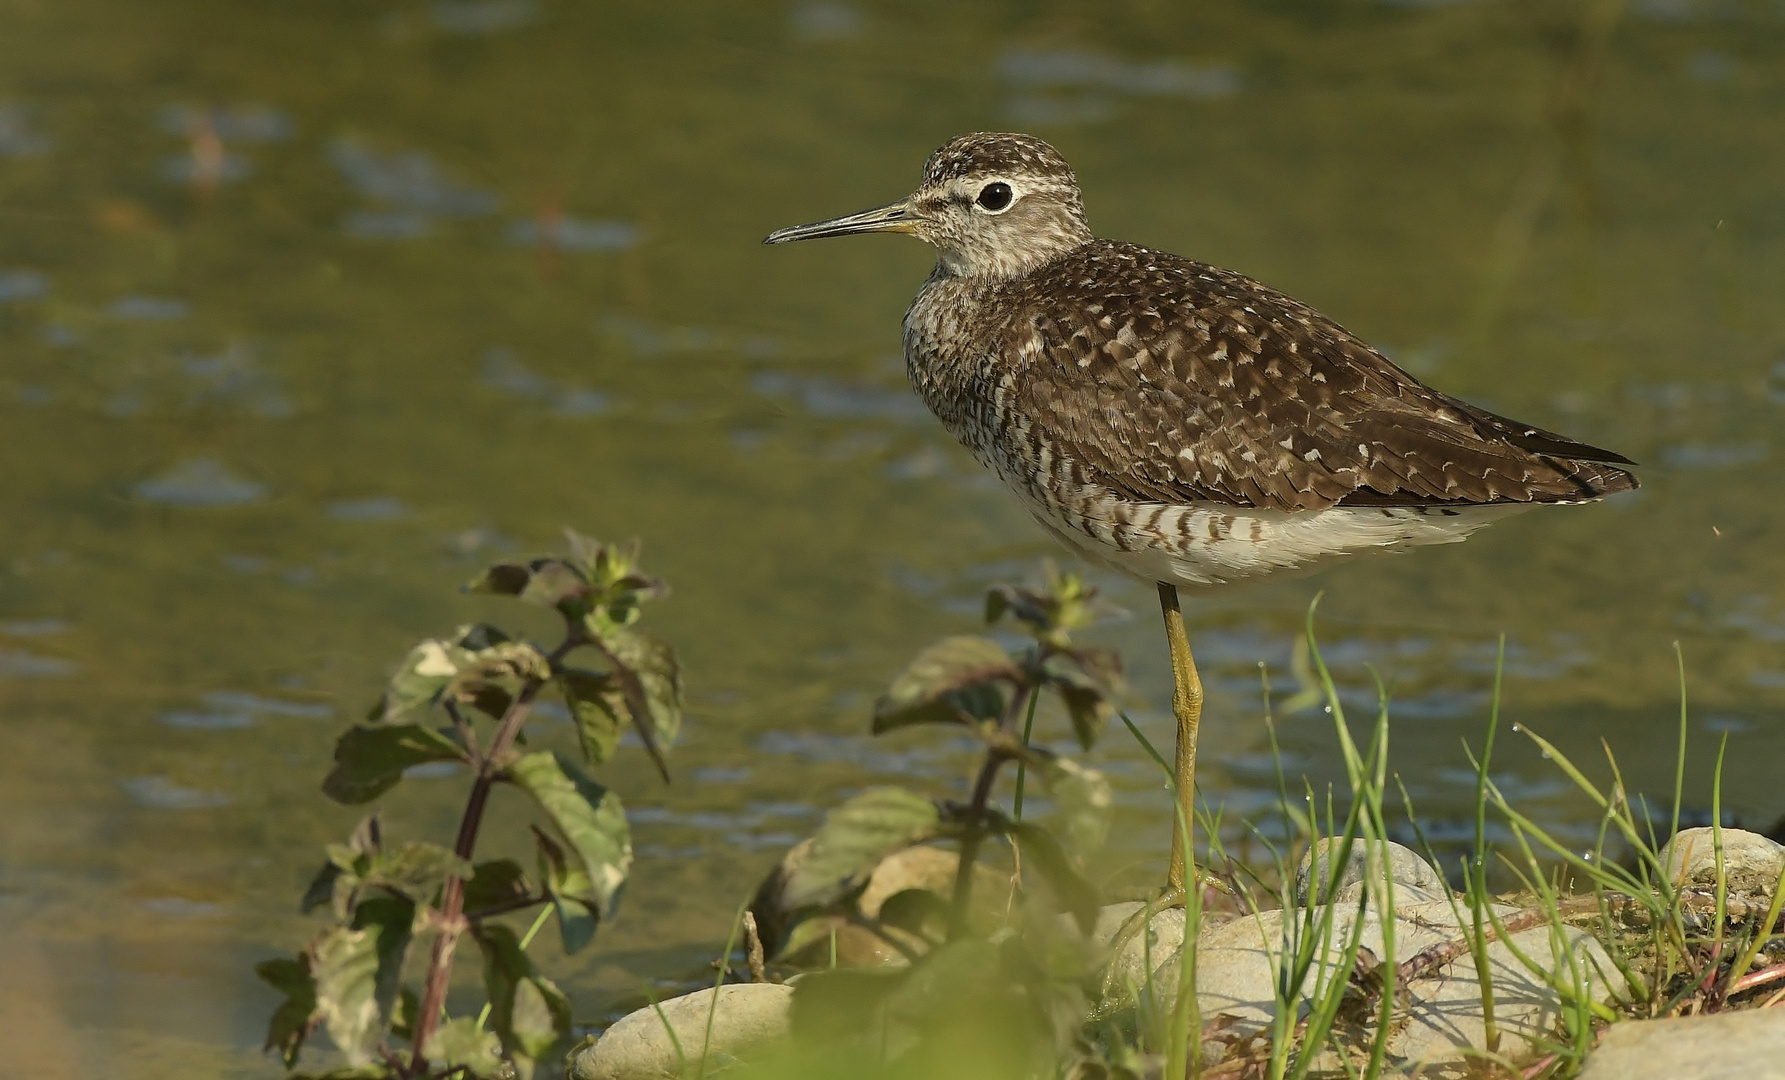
[431,0,539,35]
[0,104,49,157]
[0,270,47,301]
[328,496,412,522]
[122,776,232,811]
[331,139,498,239]
[109,296,190,320]
[506,216,638,252]
[132,460,267,507]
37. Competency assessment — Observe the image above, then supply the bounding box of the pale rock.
[1661,827,1785,897]
[1295,837,1452,907]
[750,843,1000,968]
[1150,899,1625,1075]
[1578,1009,1785,1080]
[569,983,794,1080]
[1094,900,1241,1004]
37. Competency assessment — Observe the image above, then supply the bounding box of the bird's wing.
[1001,242,1636,512]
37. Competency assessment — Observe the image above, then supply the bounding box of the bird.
[765,132,1637,895]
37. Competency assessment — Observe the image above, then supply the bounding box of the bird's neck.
[934,221,1093,282]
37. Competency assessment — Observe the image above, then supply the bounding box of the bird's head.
[765,132,1093,281]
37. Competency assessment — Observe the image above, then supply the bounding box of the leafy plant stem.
[408,633,574,1073]
[444,700,482,770]
[1011,686,1043,821]
[950,746,1011,940]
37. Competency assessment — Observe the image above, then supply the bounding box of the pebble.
[569,983,794,1080]
[1578,1009,1785,1080]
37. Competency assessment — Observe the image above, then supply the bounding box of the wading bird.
[766,133,1636,893]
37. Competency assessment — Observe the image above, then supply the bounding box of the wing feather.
[997,242,1637,512]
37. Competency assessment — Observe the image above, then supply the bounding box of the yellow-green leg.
[1160,582,1204,894]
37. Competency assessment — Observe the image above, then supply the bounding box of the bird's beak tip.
[763,199,916,247]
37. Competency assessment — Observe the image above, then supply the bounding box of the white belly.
[1017,489,1529,589]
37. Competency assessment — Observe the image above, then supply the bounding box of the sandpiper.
[766,132,1637,891]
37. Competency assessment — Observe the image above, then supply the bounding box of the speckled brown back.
[912,240,1637,513]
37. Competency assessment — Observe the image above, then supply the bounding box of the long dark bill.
[763,199,916,244]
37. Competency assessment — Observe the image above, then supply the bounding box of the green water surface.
[1,0,1782,1074]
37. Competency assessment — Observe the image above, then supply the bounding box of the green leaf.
[455,622,514,651]
[322,724,464,805]
[304,814,383,918]
[558,668,626,767]
[588,627,681,780]
[464,562,532,597]
[789,968,910,1041]
[306,897,413,1067]
[390,985,419,1041]
[1038,756,1112,855]
[463,858,532,914]
[451,640,553,706]
[1007,821,1099,934]
[985,565,1122,646]
[570,532,664,630]
[466,556,594,617]
[503,752,631,921]
[466,683,515,721]
[1044,649,1125,749]
[880,937,1006,1026]
[424,1016,504,1078]
[255,955,316,1068]
[353,897,415,1037]
[785,788,943,909]
[367,638,464,723]
[307,927,384,1065]
[301,860,345,917]
[473,923,573,1063]
[562,528,606,575]
[872,636,1018,733]
[876,888,950,940]
[365,841,473,905]
[533,827,598,954]
[366,627,548,725]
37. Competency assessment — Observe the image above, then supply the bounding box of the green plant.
[745,564,1127,1077]
[256,530,683,1079]
[1469,645,1785,1028]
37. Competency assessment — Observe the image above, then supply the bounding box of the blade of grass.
[473,903,555,1029]
[1470,636,1505,1053]
[696,896,752,1080]
[1711,731,1730,1005]
[640,979,689,1079]
[1670,642,1688,864]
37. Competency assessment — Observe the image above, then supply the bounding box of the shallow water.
[1,0,1782,1072]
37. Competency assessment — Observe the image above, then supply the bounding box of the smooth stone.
[1094,900,1247,1005]
[570,983,795,1080]
[1661,828,1785,897]
[1294,837,1452,907]
[1578,1009,1785,1080]
[1149,899,1624,1073]
[751,842,1000,967]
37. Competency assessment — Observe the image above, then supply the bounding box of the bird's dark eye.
[976,182,1013,212]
